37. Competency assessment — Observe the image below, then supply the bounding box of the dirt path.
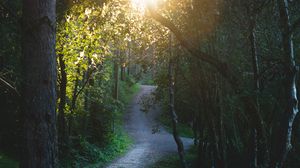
[106,85,193,168]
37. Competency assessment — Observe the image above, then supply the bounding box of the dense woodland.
[1,0,300,167]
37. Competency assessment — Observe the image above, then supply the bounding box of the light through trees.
[130,0,163,14]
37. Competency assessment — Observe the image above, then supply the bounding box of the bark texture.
[21,0,57,167]
[270,0,299,167]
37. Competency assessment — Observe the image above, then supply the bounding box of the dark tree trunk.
[68,70,79,137]
[169,33,186,168]
[250,27,260,94]
[249,17,259,168]
[58,54,67,148]
[113,60,119,100]
[150,11,267,167]
[21,0,57,167]
[83,87,90,135]
[121,63,126,81]
[270,0,299,167]
[71,69,79,112]
[169,59,186,168]
[215,77,227,168]
[82,59,91,135]
[127,43,131,76]
[149,11,266,136]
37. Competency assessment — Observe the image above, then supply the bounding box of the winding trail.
[106,85,193,168]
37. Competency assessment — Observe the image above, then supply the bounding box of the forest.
[1,0,300,168]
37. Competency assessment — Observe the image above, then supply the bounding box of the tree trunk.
[249,17,259,168]
[127,43,131,76]
[121,63,126,81]
[21,0,57,167]
[150,11,267,166]
[215,76,227,168]
[169,58,186,168]
[270,0,299,167]
[58,54,67,148]
[69,70,79,138]
[169,33,186,168]
[83,87,90,135]
[113,60,119,100]
[71,69,79,112]
[149,11,266,134]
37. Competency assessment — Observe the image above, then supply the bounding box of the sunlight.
[130,0,158,14]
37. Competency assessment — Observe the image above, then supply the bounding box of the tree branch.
[148,9,240,90]
[0,77,20,96]
[74,64,103,99]
[148,9,267,149]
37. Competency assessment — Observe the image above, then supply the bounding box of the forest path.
[105,85,193,168]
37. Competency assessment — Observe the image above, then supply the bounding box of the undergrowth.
[0,152,18,168]
[60,83,140,168]
[149,147,198,168]
[159,113,194,138]
[60,132,132,168]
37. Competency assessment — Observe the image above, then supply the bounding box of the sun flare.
[130,0,158,13]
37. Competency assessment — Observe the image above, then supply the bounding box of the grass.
[60,120,133,168]
[0,152,18,168]
[92,83,140,167]
[120,82,141,104]
[60,82,141,168]
[0,82,141,168]
[83,132,133,168]
[138,71,155,85]
[89,83,140,167]
[79,83,140,168]
[149,104,198,168]
[159,113,194,138]
[149,147,198,168]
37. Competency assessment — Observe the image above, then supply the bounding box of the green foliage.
[1,0,299,167]
[120,81,140,104]
[84,132,132,168]
[139,70,155,85]
[149,147,198,168]
[60,80,140,167]
[0,0,22,162]
[60,132,132,168]
[54,1,156,167]
[159,113,194,138]
[149,0,300,167]
[0,152,18,168]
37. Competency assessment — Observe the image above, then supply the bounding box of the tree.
[21,0,57,167]
[270,0,299,167]
[148,0,300,166]
[168,33,186,168]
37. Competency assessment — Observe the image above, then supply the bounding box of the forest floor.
[106,85,193,168]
